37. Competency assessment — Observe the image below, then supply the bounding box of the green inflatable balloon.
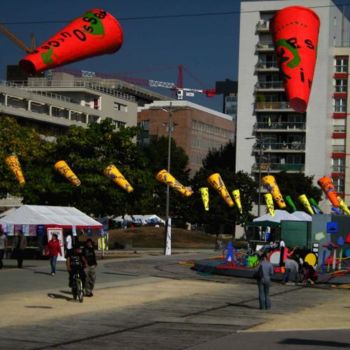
[285,195,297,212]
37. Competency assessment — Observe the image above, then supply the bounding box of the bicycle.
[71,270,84,303]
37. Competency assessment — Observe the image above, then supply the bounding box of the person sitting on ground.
[302,261,318,286]
[66,246,87,289]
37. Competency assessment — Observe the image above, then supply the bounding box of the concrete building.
[138,100,235,176]
[236,0,350,211]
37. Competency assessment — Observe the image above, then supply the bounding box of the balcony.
[256,21,270,32]
[255,81,284,91]
[255,101,293,111]
[254,122,306,132]
[255,62,279,72]
[332,166,345,173]
[252,163,304,173]
[253,142,305,152]
[256,42,274,52]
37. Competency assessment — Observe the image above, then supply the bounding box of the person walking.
[48,234,62,276]
[255,253,274,310]
[0,227,7,269]
[12,230,27,268]
[65,232,73,258]
[82,239,97,297]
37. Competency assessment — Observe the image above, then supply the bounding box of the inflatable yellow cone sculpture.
[199,187,209,211]
[264,193,275,216]
[5,154,25,186]
[298,194,314,215]
[207,173,234,207]
[104,164,134,193]
[54,160,81,186]
[232,189,243,214]
[262,175,286,209]
[156,169,193,197]
[338,197,350,216]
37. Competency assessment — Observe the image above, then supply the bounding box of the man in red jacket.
[47,234,62,276]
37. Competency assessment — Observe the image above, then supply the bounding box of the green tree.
[275,172,322,211]
[189,142,256,234]
[140,135,191,220]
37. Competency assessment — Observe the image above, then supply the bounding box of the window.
[334,79,348,92]
[335,57,348,73]
[334,98,347,112]
[334,177,344,193]
[332,158,345,172]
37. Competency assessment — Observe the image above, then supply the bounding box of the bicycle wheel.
[76,277,84,303]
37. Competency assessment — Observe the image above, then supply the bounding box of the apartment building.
[236,0,350,211]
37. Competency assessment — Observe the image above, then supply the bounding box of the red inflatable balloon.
[20,9,123,75]
[270,6,320,113]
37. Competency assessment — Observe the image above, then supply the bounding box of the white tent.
[0,205,102,233]
[291,211,312,222]
[253,209,302,224]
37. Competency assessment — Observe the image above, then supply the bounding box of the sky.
[0,0,349,112]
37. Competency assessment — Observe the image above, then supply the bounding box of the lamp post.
[164,102,173,256]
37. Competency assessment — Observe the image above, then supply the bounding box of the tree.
[140,135,191,220]
[189,142,256,234]
[274,172,322,211]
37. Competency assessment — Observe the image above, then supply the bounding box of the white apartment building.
[236,0,350,211]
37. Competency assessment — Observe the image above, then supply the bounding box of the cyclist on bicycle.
[66,246,87,289]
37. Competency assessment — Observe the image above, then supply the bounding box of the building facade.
[236,0,350,211]
[138,100,235,176]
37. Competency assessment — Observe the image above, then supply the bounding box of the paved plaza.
[0,250,349,349]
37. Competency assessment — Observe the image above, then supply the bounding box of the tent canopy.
[252,209,305,226]
[0,205,102,229]
[291,211,312,222]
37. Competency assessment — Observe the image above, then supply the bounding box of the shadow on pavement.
[279,338,350,348]
[48,293,72,301]
[26,305,53,309]
[34,271,52,276]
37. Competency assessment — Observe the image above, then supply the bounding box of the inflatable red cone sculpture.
[270,6,320,113]
[20,9,123,75]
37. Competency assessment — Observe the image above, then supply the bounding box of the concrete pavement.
[0,251,349,349]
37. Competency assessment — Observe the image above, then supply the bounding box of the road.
[0,250,349,349]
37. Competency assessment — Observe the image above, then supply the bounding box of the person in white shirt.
[65,233,73,257]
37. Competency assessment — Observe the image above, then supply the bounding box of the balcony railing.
[256,42,274,51]
[252,163,304,172]
[253,142,305,151]
[332,145,346,153]
[255,81,284,90]
[256,21,270,32]
[254,122,306,130]
[255,101,293,111]
[332,166,345,172]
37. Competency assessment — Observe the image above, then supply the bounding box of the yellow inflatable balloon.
[264,193,275,216]
[104,164,134,193]
[207,173,234,207]
[54,160,81,186]
[199,187,209,211]
[338,197,350,216]
[156,169,193,197]
[232,189,243,214]
[5,154,25,186]
[298,194,314,215]
[262,175,286,209]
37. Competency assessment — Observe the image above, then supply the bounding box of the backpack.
[253,264,264,280]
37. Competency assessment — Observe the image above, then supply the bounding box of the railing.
[255,81,284,89]
[256,42,274,50]
[256,21,269,31]
[1,79,136,102]
[254,122,306,130]
[255,101,292,110]
[332,145,346,152]
[253,142,305,151]
[252,163,304,172]
[255,62,278,70]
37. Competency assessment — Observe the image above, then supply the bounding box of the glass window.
[334,79,348,92]
[335,57,348,73]
[334,98,347,112]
